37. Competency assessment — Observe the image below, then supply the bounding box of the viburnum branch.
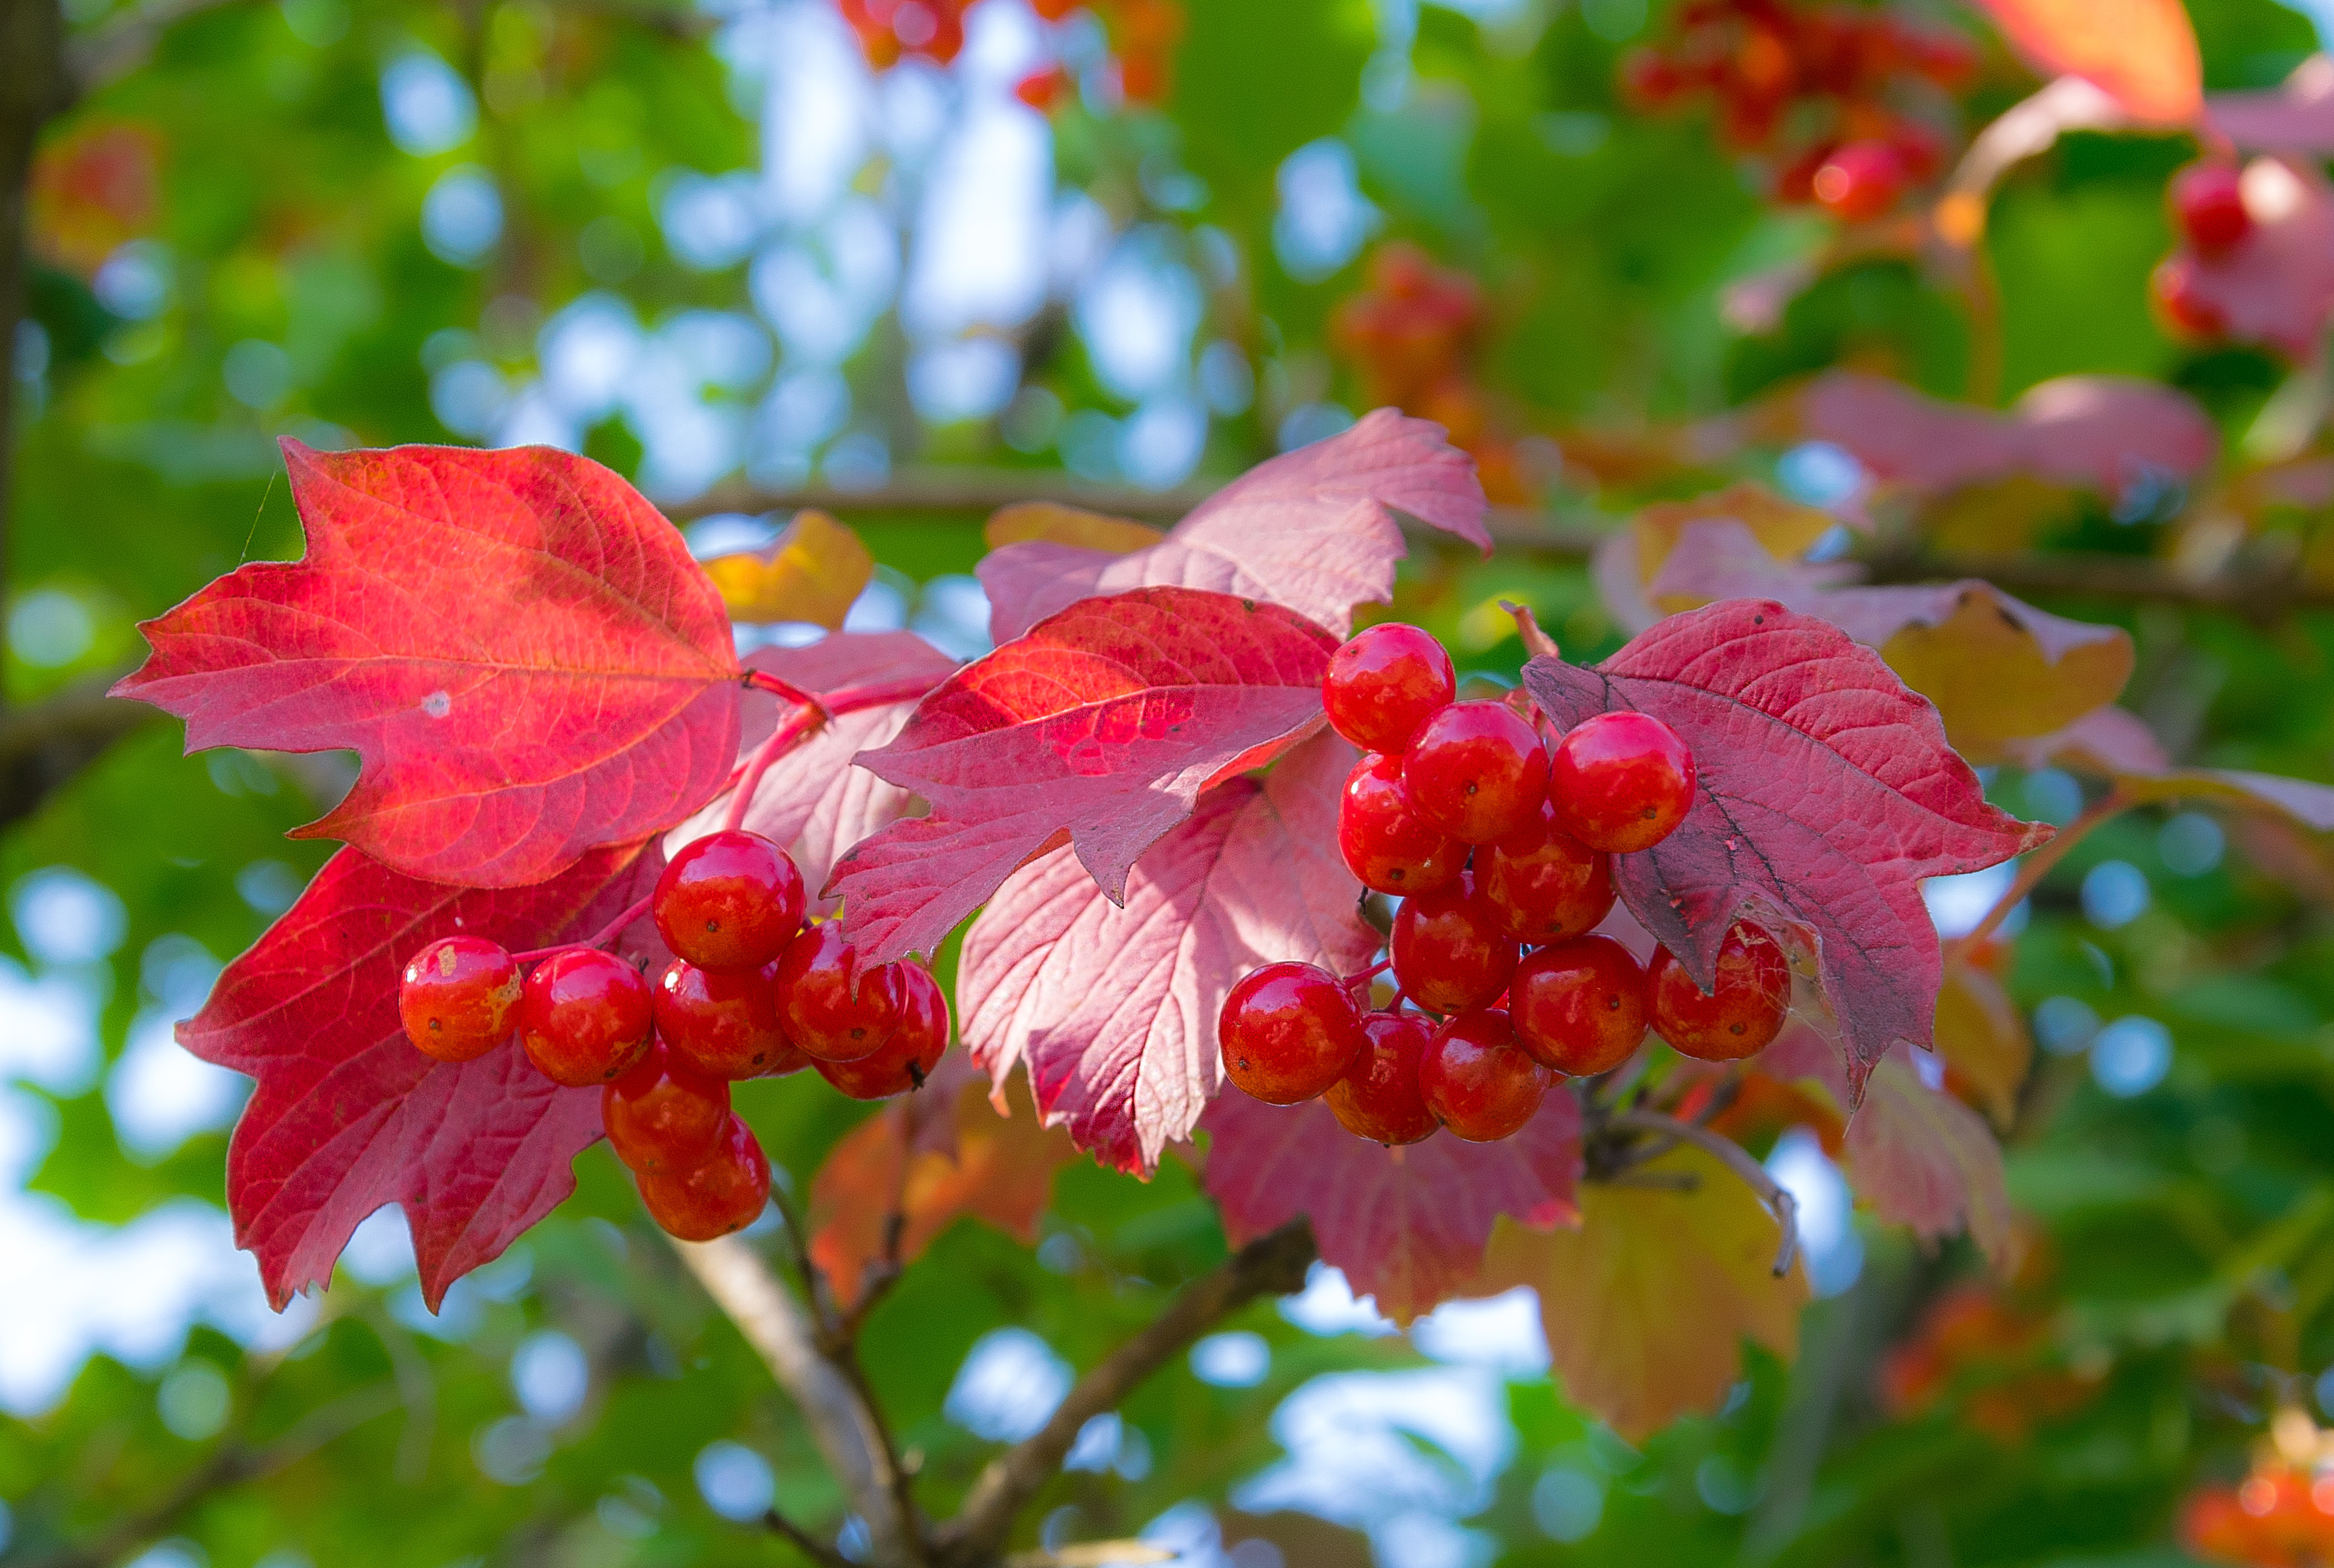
[1943,786,2131,966]
[931,1219,1319,1568]
[1610,1110,1800,1278]
[670,1234,922,1567]
[763,1505,858,1568]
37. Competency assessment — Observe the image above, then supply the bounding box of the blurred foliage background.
[11,0,2334,1565]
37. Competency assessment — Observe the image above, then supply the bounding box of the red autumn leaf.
[1971,0,2201,127]
[830,587,1340,964]
[2172,159,2334,359]
[1202,1091,1580,1325]
[976,410,1490,644]
[1796,372,2219,500]
[114,441,741,889]
[1522,600,2049,1096]
[666,632,958,914]
[958,730,1375,1174]
[181,841,666,1311]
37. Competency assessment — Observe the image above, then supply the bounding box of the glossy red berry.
[1649,922,1790,1062]
[602,1042,731,1173]
[1390,874,1518,1016]
[1325,1011,1439,1146]
[1418,1009,1549,1142]
[637,1115,771,1241]
[818,965,950,1100]
[399,936,521,1063]
[1402,701,1549,844]
[2152,256,2227,340]
[1338,752,1463,896]
[1549,711,1697,853]
[1511,936,1648,1076]
[1479,802,1614,942]
[1218,961,1365,1105]
[773,921,906,1062]
[519,947,653,1086]
[653,830,805,972]
[1322,623,1457,754]
[654,960,795,1080]
[1812,138,1906,223]
[2171,161,2251,257]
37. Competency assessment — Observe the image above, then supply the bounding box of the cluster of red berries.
[1620,0,1974,223]
[2182,1465,2334,1567]
[1013,0,1184,111]
[835,0,976,68]
[2151,160,2256,344]
[396,830,949,1241]
[1216,623,1790,1145]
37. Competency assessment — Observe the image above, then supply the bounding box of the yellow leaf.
[1971,0,2201,126]
[1635,483,1837,613]
[702,509,874,627]
[984,501,1167,556]
[1921,475,2079,557]
[1877,584,2134,761]
[1481,1146,1806,1441]
[1935,964,2032,1132]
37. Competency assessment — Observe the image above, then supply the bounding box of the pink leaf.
[2208,55,2334,154]
[1522,601,2050,1097]
[1202,1091,1581,1325]
[114,442,741,888]
[2173,159,2334,359]
[181,843,665,1311]
[666,632,958,913]
[978,410,1489,643]
[958,730,1375,1173]
[830,588,1340,964]
[1847,1048,2018,1272]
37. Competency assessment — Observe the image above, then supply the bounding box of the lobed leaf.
[115,441,741,888]
[830,587,1340,964]
[181,842,665,1311]
[701,509,875,627]
[1523,600,2050,1096]
[1203,1092,1580,1326]
[958,730,1374,1174]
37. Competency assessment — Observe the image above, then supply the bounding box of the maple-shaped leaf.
[2172,159,2334,359]
[1644,517,2134,759]
[1971,0,2201,126]
[183,841,665,1311]
[977,410,1489,644]
[1522,600,2050,1096]
[1479,1146,1806,1441]
[830,588,1340,964]
[702,509,874,627]
[808,1062,1075,1310]
[666,632,958,914]
[958,730,1374,1174]
[1204,1092,1581,1326]
[115,442,741,888]
[1796,373,2219,502]
[2012,705,2334,830]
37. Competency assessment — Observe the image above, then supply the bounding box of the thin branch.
[932,1219,1319,1568]
[1609,1110,1800,1278]
[764,1507,858,1568]
[670,1233,920,1567]
[0,674,156,826]
[1943,787,2130,965]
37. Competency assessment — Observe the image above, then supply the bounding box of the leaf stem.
[1341,957,1391,993]
[508,892,655,967]
[725,702,829,833]
[1609,1110,1801,1278]
[720,675,940,835]
[1942,787,2130,967]
[746,668,832,711]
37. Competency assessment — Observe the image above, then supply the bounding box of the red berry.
[1418,1009,1549,1142]
[603,1042,731,1173]
[772,921,906,1062]
[2171,161,2251,257]
[1322,623,1457,754]
[519,947,653,1086]
[1648,922,1790,1062]
[818,965,950,1100]
[1549,711,1697,853]
[653,830,805,973]
[1511,936,1647,1075]
[1402,701,1549,844]
[1218,961,1365,1104]
[1390,873,1518,1016]
[399,936,521,1063]
[1812,139,1906,223]
[1338,752,1463,896]
[654,960,796,1080]
[1479,802,1614,942]
[2153,256,2227,340]
[1325,1011,1439,1146]
[637,1115,771,1241]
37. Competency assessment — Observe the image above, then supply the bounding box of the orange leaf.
[703,509,874,627]
[808,1066,1074,1310]
[983,501,1167,556]
[1972,0,2201,126]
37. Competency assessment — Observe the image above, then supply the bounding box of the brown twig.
[763,1506,859,1568]
[0,674,156,825]
[931,1219,1319,1568]
[1942,787,2131,965]
[1609,1110,1801,1278]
